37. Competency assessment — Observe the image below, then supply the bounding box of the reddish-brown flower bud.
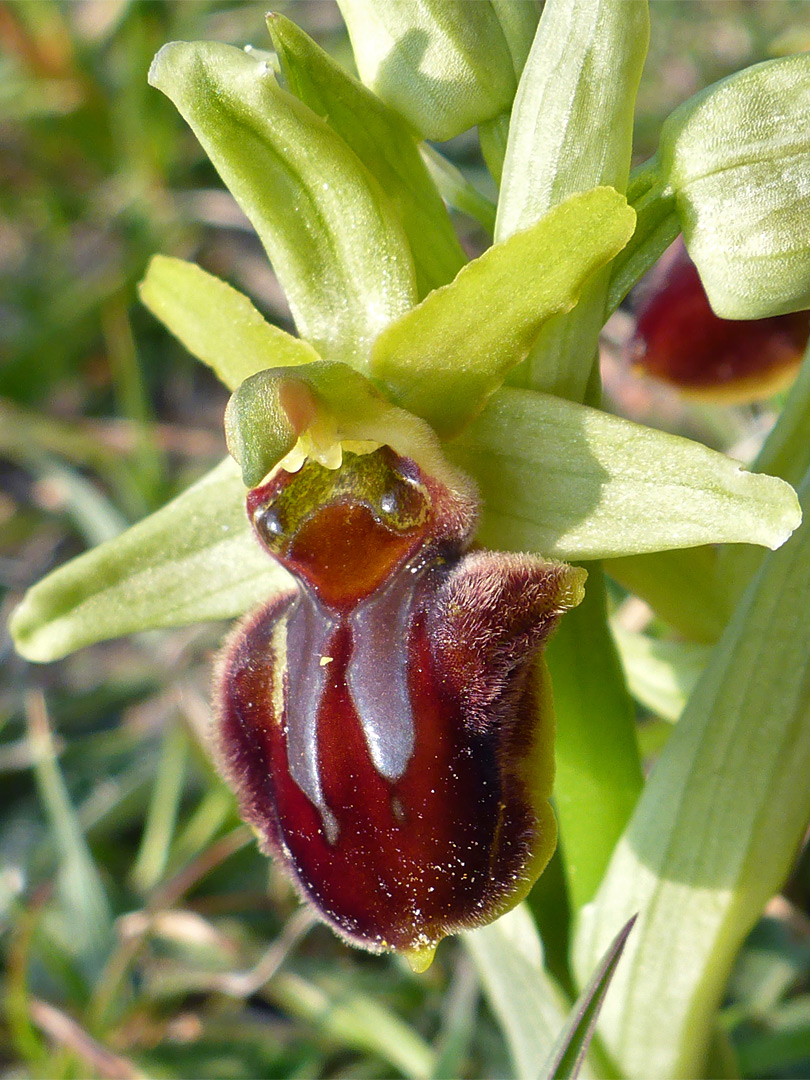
[629,238,809,403]
[214,447,585,969]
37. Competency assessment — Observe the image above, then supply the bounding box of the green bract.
[659,54,810,319]
[336,0,538,140]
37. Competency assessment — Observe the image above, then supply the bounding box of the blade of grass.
[265,970,436,1080]
[130,721,189,896]
[25,692,113,977]
[540,915,636,1080]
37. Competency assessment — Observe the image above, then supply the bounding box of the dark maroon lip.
[214,446,580,961]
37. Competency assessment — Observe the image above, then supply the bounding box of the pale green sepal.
[446,387,801,559]
[224,360,457,489]
[149,41,416,368]
[336,0,521,141]
[490,0,540,79]
[267,12,465,298]
[657,53,810,318]
[465,906,577,1080]
[574,464,810,1080]
[497,0,649,241]
[372,187,635,436]
[10,458,290,663]
[496,0,648,399]
[139,255,319,391]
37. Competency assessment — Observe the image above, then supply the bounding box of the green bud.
[336,0,538,141]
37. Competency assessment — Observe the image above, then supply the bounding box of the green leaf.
[446,386,801,559]
[497,0,649,400]
[541,914,637,1080]
[546,567,643,909]
[573,463,810,1079]
[466,905,573,1080]
[224,360,455,488]
[336,0,530,141]
[130,722,189,895]
[656,53,810,319]
[149,41,416,368]
[611,624,711,722]
[371,187,635,436]
[267,12,465,298]
[139,255,319,390]
[10,457,290,663]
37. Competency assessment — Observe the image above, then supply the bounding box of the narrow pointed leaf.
[466,905,573,1080]
[149,41,416,367]
[10,458,290,663]
[336,0,525,140]
[139,255,319,390]
[447,387,801,559]
[657,52,810,318]
[541,915,637,1080]
[372,187,635,436]
[574,464,810,1079]
[268,12,465,297]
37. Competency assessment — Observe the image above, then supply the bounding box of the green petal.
[139,255,320,390]
[574,464,810,1078]
[336,0,530,141]
[149,41,416,367]
[10,458,289,663]
[657,53,810,318]
[371,187,635,436]
[267,12,465,298]
[446,386,801,558]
